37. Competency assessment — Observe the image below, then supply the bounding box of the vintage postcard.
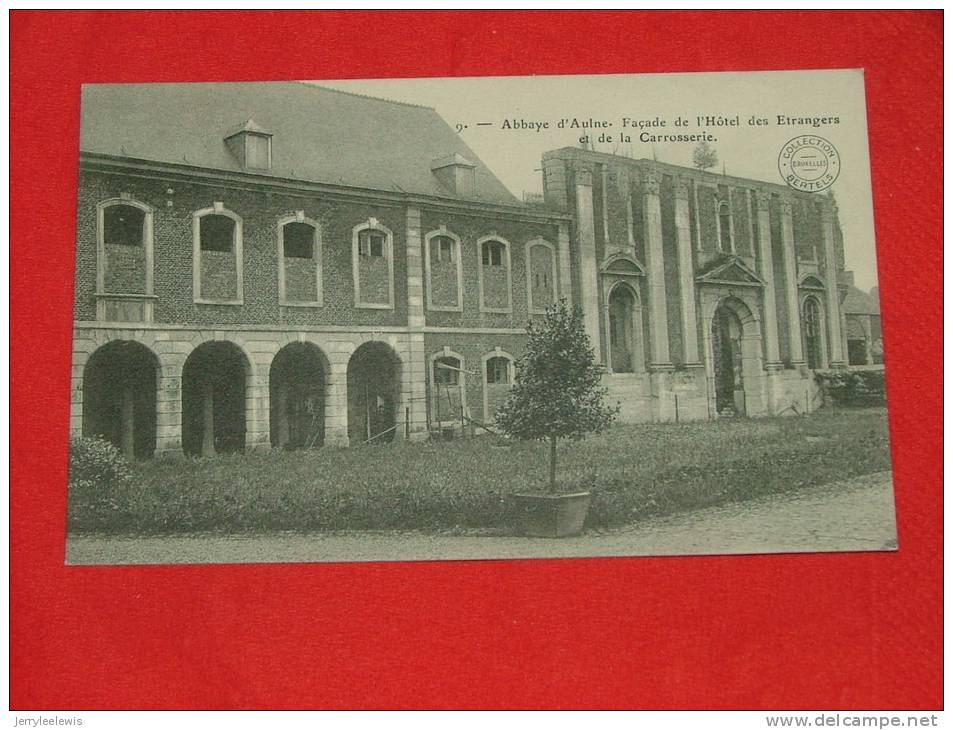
[65,69,894,564]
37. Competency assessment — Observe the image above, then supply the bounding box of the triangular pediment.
[600,253,646,276]
[798,274,826,290]
[695,256,765,287]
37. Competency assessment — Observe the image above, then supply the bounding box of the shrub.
[815,369,887,406]
[68,436,132,530]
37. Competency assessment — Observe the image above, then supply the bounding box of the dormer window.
[244,134,271,169]
[431,153,476,197]
[224,119,273,171]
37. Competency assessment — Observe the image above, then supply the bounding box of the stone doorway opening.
[182,341,249,456]
[607,282,644,374]
[82,340,158,459]
[347,341,401,445]
[269,342,327,450]
[711,303,745,416]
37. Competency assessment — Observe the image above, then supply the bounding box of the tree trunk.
[549,435,557,493]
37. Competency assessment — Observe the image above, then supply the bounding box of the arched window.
[717,201,733,252]
[477,236,512,313]
[193,204,243,304]
[278,215,322,306]
[430,351,466,426]
[485,356,511,385]
[96,198,155,322]
[425,228,463,311]
[482,351,515,422]
[351,218,395,309]
[803,297,824,370]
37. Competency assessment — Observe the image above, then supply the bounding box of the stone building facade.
[71,82,852,459]
[541,148,848,422]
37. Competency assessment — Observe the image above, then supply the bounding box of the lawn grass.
[68,407,893,535]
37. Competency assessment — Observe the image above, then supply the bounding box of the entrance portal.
[608,284,640,373]
[182,341,248,456]
[82,341,158,459]
[711,304,745,416]
[270,342,327,449]
[347,342,401,445]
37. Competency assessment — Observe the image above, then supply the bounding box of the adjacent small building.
[70,81,861,459]
[842,274,884,367]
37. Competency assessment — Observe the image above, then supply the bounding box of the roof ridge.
[293,80,436,111]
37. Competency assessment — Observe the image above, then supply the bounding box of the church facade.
[70,82,851,458]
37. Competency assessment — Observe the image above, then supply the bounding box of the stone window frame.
[524,237,559,315]
[95,196,157,323]
[481,348,515,423]
[351,217,395,310]
[277,211,323,308]
[476,234,513,314]
[716,198,736,254]
[423,225,464,312]
[800,293,828,370]
[429,346,467,426]
[192,202,244,306]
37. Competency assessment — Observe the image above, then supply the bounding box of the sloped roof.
[842,285,881,315]
[80,81,519,205]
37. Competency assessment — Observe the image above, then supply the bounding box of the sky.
[315,69,880,292]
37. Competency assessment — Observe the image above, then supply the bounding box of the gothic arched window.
[718,201,733,252]
[803,297,824,369]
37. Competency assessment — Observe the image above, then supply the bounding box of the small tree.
[692,141,719,171]
[495,299,619,492]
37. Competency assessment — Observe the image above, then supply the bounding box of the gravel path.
[66,471,897,565]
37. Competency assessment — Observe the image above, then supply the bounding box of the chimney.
[431,153,476,197]
[843,270,855,287]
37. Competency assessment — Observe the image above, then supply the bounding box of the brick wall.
[284,256,317,302]
[528,244,555,309]
[429,256,458,308]
[76,169,408,327]
[103,243,146,293]
[419,209,559,329]
[422,332,527,424]
[200,249,238,300]
[357,254,390,306]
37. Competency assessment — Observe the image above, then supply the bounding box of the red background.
[10,10,942,709]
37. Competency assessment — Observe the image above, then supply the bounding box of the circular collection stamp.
[778,135,840,192]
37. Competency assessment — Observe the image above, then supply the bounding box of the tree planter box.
[513,492,591,538]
